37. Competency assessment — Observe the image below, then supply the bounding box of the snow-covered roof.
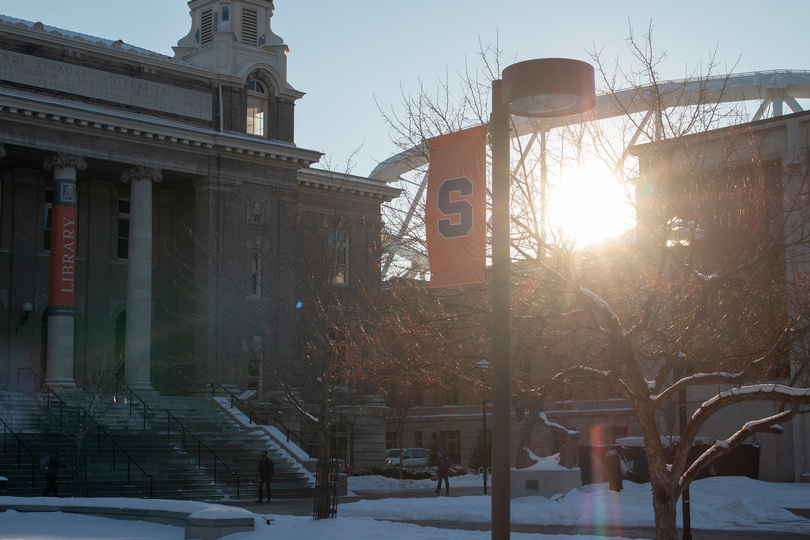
[0,15,174,62]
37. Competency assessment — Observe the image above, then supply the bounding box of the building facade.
[0,1,399,400]
[633,109,810,482]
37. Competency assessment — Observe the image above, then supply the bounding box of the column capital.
[121,166,163,184]
[43,153,87,171]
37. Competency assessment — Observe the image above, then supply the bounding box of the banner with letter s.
[425,126,487,288]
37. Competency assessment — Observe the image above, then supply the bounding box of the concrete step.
[0,392,314,501]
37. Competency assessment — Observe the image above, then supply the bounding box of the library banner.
[425,126,487,288]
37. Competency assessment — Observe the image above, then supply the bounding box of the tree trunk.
[651,480,679,540]
[74,438,86,497]
[314,424,333,519]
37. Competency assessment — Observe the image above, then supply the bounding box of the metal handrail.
[16,368,154,497]
[115,380,240,498]
[164,409,241,499]
[211,382,315,457]
[115,379,153,430]
[0,417,38,487]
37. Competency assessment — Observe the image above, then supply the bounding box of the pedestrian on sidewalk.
[435,450,451,495]
[256,450,274,503]
[41,447,66,497]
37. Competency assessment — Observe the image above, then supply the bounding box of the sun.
[546,162,635,249]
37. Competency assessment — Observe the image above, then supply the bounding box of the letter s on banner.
[425,126,487,288]
[437,176,474,239]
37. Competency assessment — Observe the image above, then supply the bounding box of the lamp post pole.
[490,59,595,540]
[490,78,512,540]
[677,353,693,540]
[483,394,488,495]
[476,358,492,495]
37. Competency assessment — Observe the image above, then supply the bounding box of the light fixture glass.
[502,58,596,118]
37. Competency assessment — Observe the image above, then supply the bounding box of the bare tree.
[378,25,810,540]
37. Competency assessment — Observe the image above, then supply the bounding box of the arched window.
[246,80,268,136]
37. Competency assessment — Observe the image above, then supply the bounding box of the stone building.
[0,0,399,419]
[632,109,810,482]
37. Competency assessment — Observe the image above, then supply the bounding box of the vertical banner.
[48,173,77,315]
[425,126,487,288]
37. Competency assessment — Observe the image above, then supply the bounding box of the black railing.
[115,379,151,430]
[164,409,241,499]
[115,380,241,499]
[211,382,315,457]
[0,417,38,487]
[16,368,153,498]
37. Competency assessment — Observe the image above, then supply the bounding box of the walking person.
[605,449,623,492]
[435,449,451,495]
[41,447,66,497]
[256,450,274,503]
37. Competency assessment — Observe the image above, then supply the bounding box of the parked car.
[384,447,430,468]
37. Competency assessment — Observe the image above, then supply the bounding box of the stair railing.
[114,380,242,499]
[163,410,241,499]
[211,382,315,457]
[114,378,152,430]
[16,367,154,498]
[0,417,38,487]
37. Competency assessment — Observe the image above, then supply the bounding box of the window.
[241,9,258,46]
[117,198,130,259]
[386,432,399,449]
[413,431,423,448]
[43,187,53,251]
[249,249,261,297]
[200,9,213,44]
[328,229,349,284]
[328,327,347,370]
[438,430,461,463]
[246,80,267,136]
[330,423,351,464]
[443,387,459,406]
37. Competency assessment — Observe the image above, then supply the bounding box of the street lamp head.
[502,58,595,118]
[476,359,491,371]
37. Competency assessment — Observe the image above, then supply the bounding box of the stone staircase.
[0,390,314,501]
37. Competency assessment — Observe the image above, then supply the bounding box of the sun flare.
[546,162,635,249]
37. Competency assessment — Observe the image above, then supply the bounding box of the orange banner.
[425,126,487,288]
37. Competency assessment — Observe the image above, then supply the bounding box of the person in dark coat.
[605,449,623,492]
[41,447,66,497]
[434,449,451,495]
[256,450,274,503]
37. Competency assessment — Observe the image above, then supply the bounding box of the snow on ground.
[1,475,810,539]
[0,510,634,540]
[348,471,489,492]
[346,474,810,532]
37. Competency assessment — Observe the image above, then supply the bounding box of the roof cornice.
[0,89,322,167]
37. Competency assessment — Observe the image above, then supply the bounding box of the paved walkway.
[221,487,810,539]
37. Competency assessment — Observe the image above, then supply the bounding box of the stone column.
[43,153,86,388]
[120,166,162,391]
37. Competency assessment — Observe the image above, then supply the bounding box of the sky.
[1,0,809,245]
[1,474,809,539]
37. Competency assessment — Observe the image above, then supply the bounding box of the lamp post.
[476,358,491,495]
[491,58,595,540]
[676,352,693,540]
